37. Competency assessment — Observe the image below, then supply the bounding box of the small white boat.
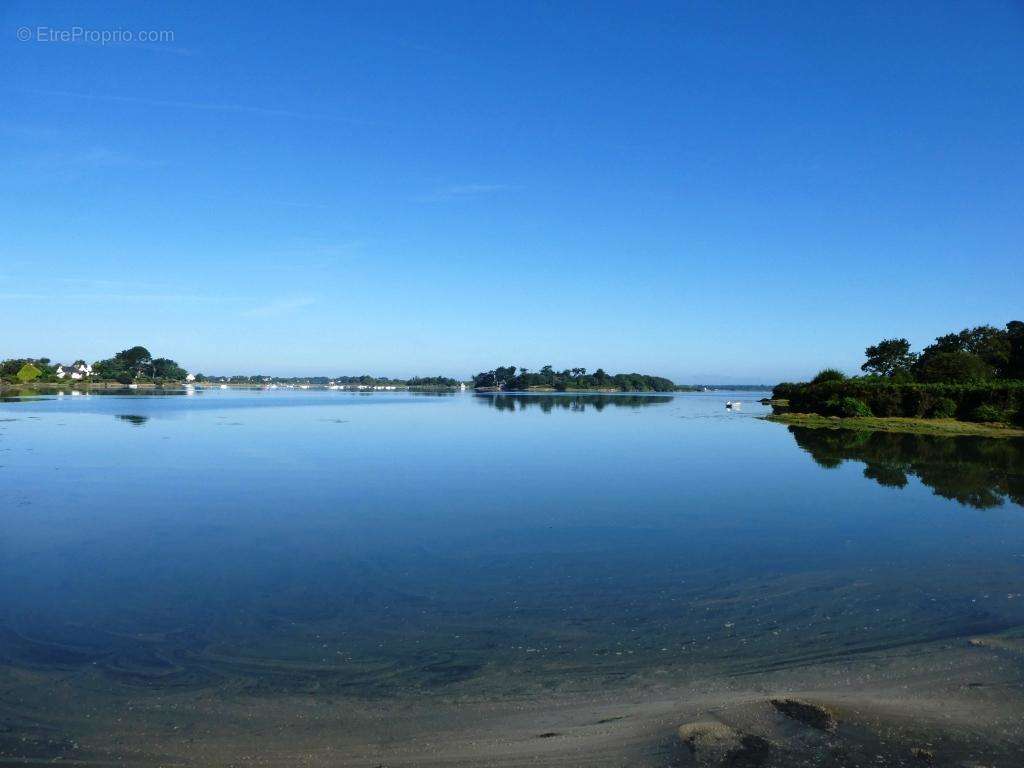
[220,384,229,389]
[128,383,139,389]
[725,400,741,409]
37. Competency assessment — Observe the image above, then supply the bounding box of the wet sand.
[3,632,1021,767]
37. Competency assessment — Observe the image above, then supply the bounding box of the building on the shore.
[55,362,93,380]
[185,372,197,382]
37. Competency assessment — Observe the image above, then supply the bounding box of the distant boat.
[219,384,229,389]
[726,400,741,409]
[128,383,139,389]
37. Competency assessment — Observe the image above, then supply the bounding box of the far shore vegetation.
[0,345,464,391]
[770,321,1024,436]
[472,365,685,392]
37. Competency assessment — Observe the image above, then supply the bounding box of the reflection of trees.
[477,394,673,413]
[789,427,1024,509]
[116,414,149,425]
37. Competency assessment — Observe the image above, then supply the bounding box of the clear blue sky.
[3,2,1022,382]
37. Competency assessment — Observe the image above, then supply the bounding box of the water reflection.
[115,414,149,426]
[477,393,672,412]
[789,426,1024,509]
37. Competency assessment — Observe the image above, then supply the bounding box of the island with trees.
[472,365,686,392]
[769,321,1024,436]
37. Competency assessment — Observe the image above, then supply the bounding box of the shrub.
[825,396,872,417]
[929,397,957,419]
[16,363,41,382]
[969,404,1007,423]
[811,368,846,384]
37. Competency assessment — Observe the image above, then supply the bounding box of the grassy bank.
[765,411,1024,438]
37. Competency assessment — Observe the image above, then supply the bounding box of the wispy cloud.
[242,296,316,318]
[0,277,243,305]
[8,145,161,180]
[0,291,236,304]
[22,88,382,126]
[417,183,512,203]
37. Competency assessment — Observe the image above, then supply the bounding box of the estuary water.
[1,389,1022,733]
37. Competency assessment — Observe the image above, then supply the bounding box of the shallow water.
[1,389,1022,701]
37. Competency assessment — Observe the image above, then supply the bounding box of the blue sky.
[2,1,1022,382]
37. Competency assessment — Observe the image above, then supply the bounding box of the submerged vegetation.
[774,321,1024,429]
[472,365,681,392]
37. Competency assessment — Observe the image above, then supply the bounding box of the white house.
[55,362,93,380]
[185,372,196,382]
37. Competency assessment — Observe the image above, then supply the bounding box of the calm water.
[1,389,1022,699]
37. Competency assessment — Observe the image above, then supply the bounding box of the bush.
[825,396,872,417]
[969,404,1007,424]
[785,380,1024,421]
[16,363,42,382]
[929,397,957,419]
[811,368,847,384]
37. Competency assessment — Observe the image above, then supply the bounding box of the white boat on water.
[726,400,741,409]
[128,383,139,389]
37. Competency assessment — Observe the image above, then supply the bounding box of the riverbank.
[766,411,1024,438]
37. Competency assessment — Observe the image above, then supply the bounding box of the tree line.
[773,321,1024,424]
[859,321,1023,382]
[1,345,187,385]
[472,365,678,392]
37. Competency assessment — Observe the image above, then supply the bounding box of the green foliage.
[782,380,1024,423]
[811,368,846,384]
[16,363,42,382]
[861,338,916,377]
[152,358,187,380]
[859,323,1022,383]
[930,397,957,419]
[1,358,56,383]
[407,376,460,387]
[915,351,993,383]
[472,365,676,392]
[969,404,1007,424]
[824,396,871,417]
[91,345,186,382]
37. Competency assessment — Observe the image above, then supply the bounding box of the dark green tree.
[1007,321,1024,379]
[152,358,187,380]
[861,338,916,377]
[917,325,1010,377]
[915,351,993,383]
